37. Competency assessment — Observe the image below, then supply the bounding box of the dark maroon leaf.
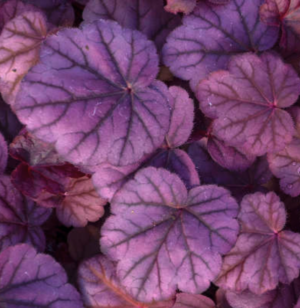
[216,192,300,294]
[83,0,180,50]
[0,175,51,252]
[0,243,83,308]
[0,10,47,104]
[101,167,239,302]
[268,137,300,197]
[198,52,300,155]
[164,0,196,14]
[78,255,175,308]
[14,20,170,168]
[163,0,279,90]
[260,0,300,55]
[0,133,7,174]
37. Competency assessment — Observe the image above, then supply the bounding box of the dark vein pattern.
[83,0,180,50]
[268,137,300,197]
[0,244,83,308]
[14,19,170,167]
[78,255,175,308]
[0,11,47,104]
[216,192,300,295]
[101,167,239,302]
[198,52,300,156]
[163,0,279,89]
[0,175,51,252]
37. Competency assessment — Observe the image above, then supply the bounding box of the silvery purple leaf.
[15,20,170,168]
[216,192,300,294]
[0,175,51,252]
[101,167,239,302]
[0,243,83,308]
[83,0,180,50]
[163,0,279,90]
[172,293,215,308]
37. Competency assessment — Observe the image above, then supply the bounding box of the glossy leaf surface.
[217,192,300,294]
[198,53,300,155]
[0,175,51,252]
[0,244,83,308]
[15,20,170,167]
[163,0,278,89]
[78,255,175,308]
[101,167,239,302]
[83,0,180,49]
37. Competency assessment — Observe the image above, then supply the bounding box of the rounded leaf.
[15,20,170,167]
[101,167,238,302]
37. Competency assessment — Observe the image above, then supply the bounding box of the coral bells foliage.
[3,0,300,308]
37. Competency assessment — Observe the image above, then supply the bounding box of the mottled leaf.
[15,20,170,167]
[164,0,196,14]
[173,293,215,308]
[83,0,180,50]
[188,140,272,200]
[0,175,51,252]
[268,137,300,197]
[216,192,300,294]
[163,0,278,90]
[260,0,300,55]
[78,255,175,308]
[0,133,7,173]
[101,167,239,302]
[0,11,47,104]
[55,176,107,227]
[0,243,83,308]
[198,53,300,155]
[207,135,256,171]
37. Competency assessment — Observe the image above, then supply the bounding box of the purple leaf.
[188,140,272,200]
[55,176,107,227]
[268,137,300,197]
[260,0,300,55]
[166,86,194,148]
[216,192,300,294]
[83,0,180,50]
[101,167,239,302]
[163,0,278,90]
[149,148,200,189]
[14,20,170,168]
[0,133,7,173]
[0,175,51,252]
[207,135,256,171]
[197,52,300,155]
[172,293,215,308]
[164,0,196,14]
[0,243,83,308]
[78,255,175,308]
[0,10,47,104]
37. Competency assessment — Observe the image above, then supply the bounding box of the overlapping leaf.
[101,167,239,302]
[0,175,51,252]
[0,10,47,104]
[216,192,300,294]
[172,293,215,308]
[78,255,175,308]
[0,133,7,174]
[164,0,197,14]
[198,53,300,155]
[83,0,180,50]
[163,0,278,90]
[260,0,300,55]
[14,20,170,167]
[0,244,83,308]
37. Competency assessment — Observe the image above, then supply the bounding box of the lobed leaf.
[0,243,83,308]
[216,192,300,294]
[163,0,278,90]
[101,167,239,302]
[83,0,180,50]
[0,175,51,252]
[197,52,300,155]
[14,20,170,167]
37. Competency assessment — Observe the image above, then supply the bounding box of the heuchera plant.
[2,0,300,307]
